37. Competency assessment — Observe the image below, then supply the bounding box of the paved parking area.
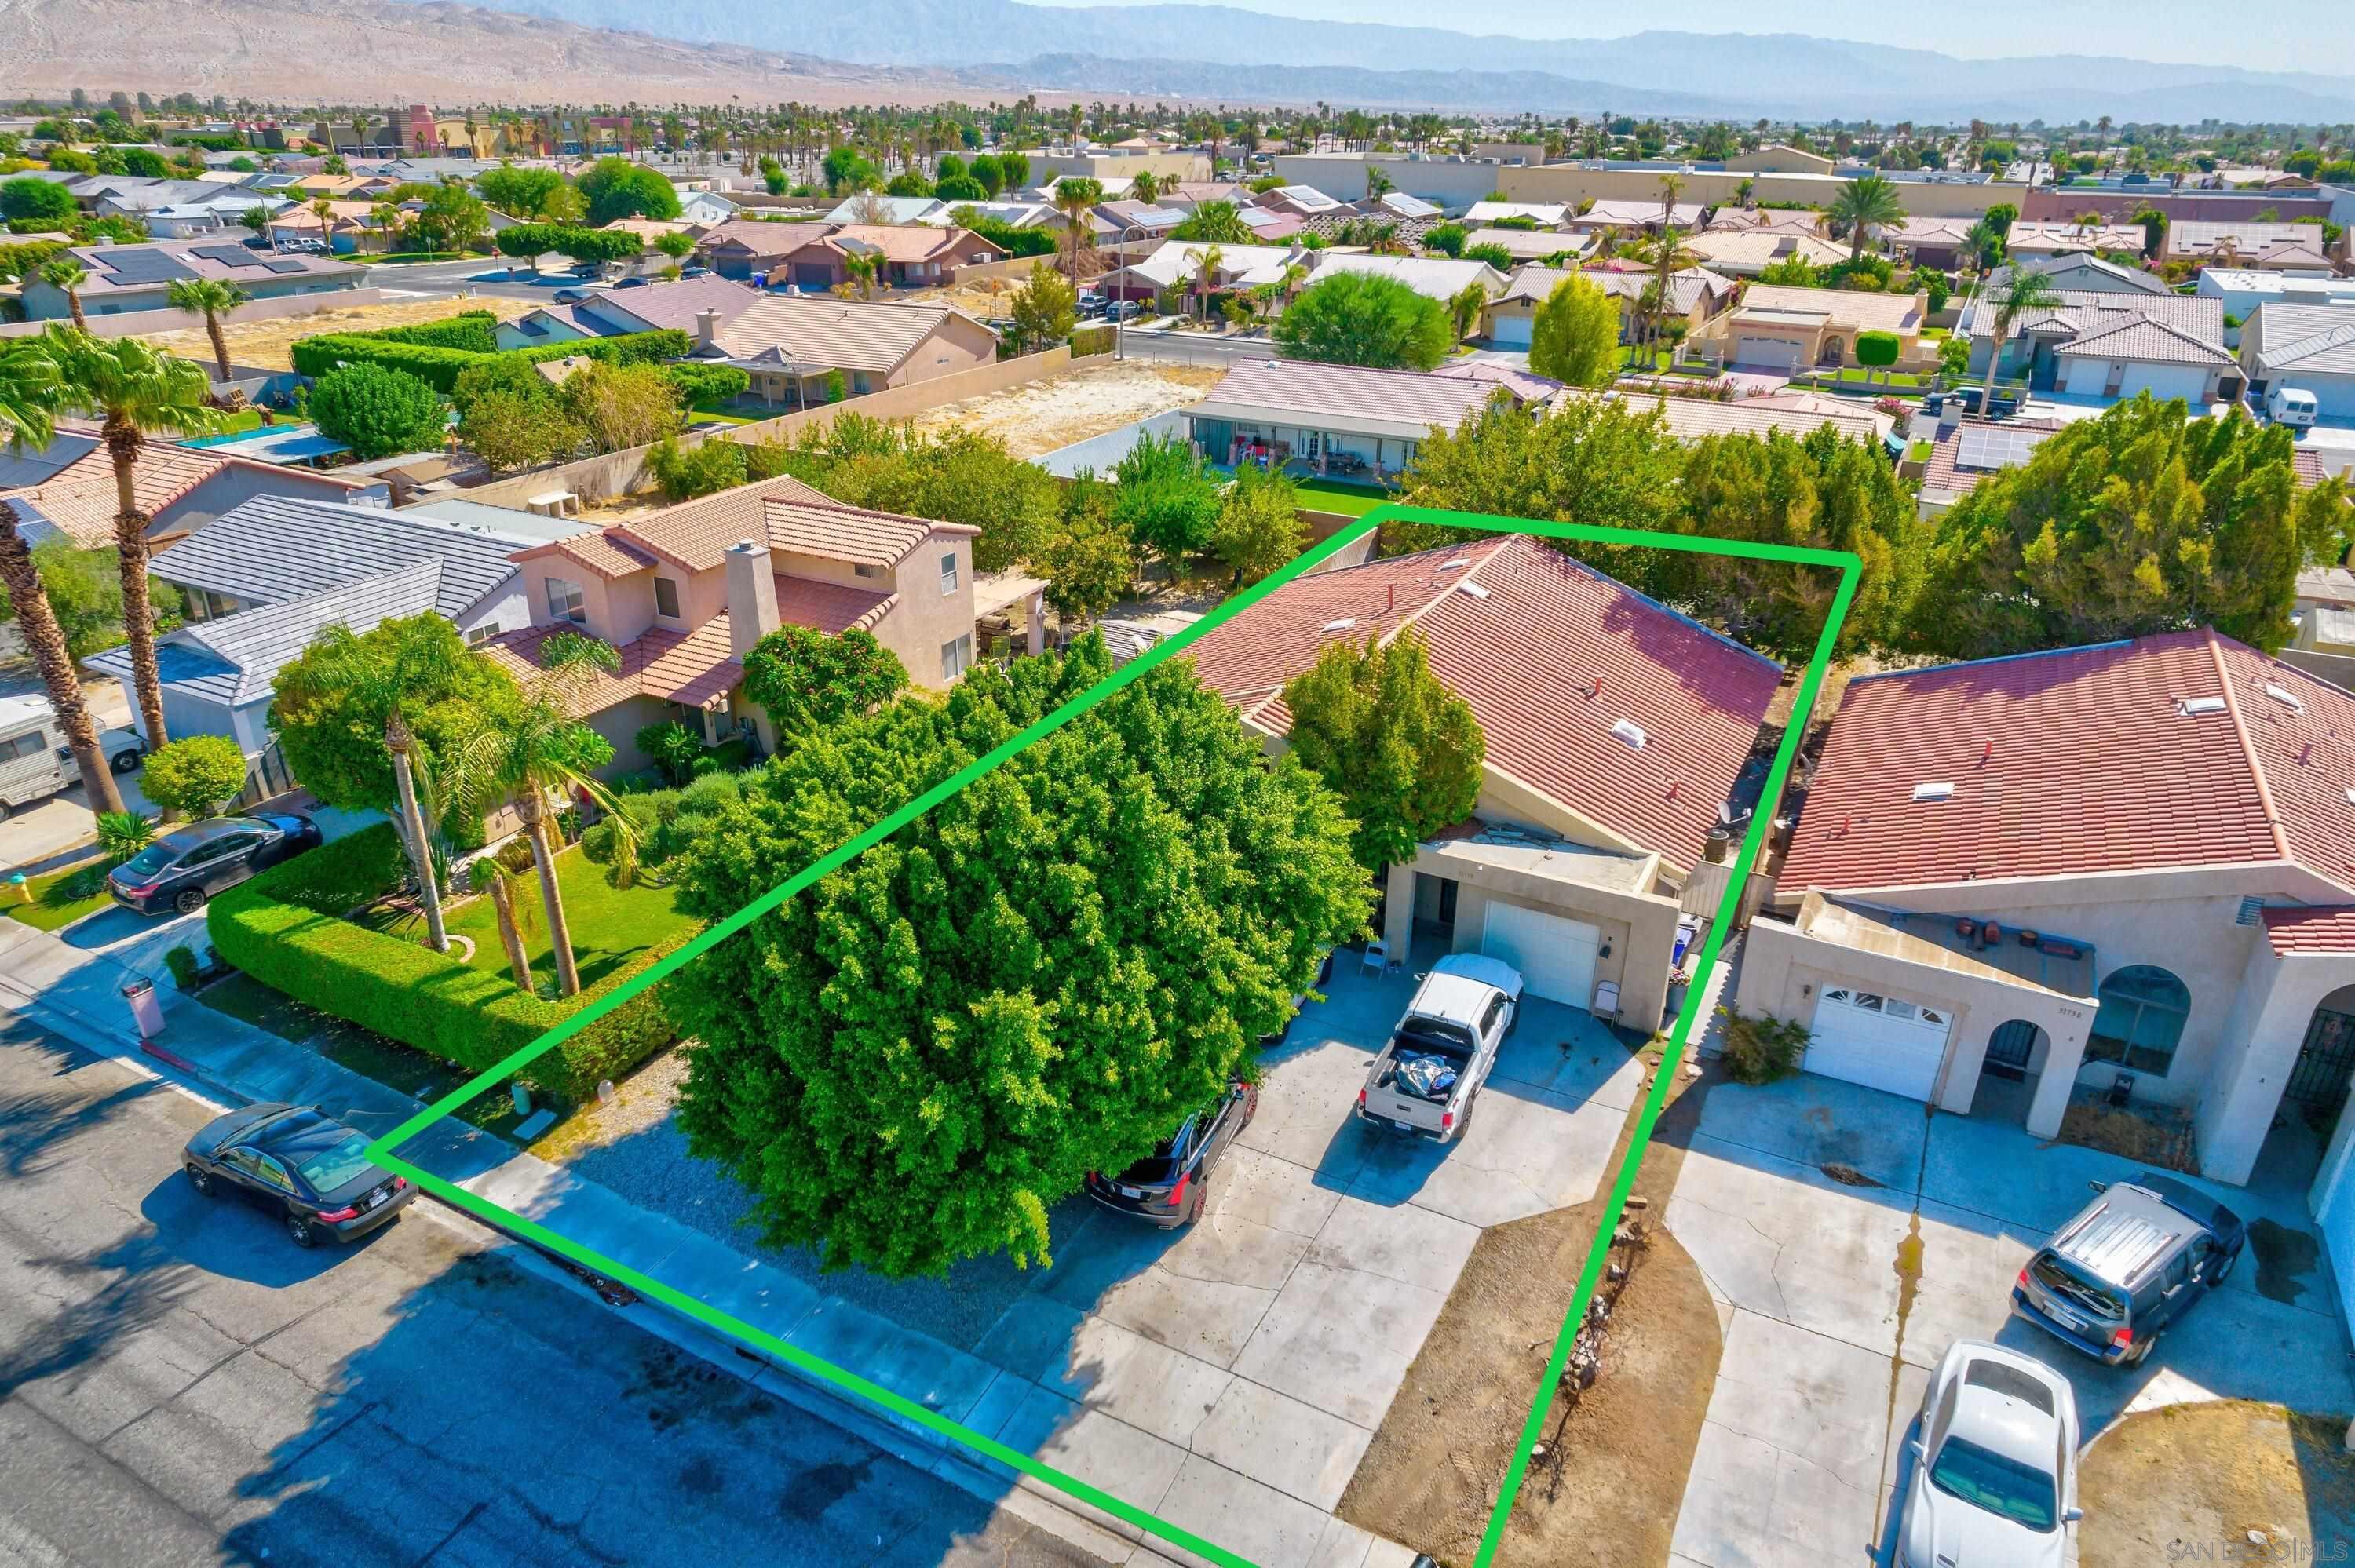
[966,950,1646,1567]
[1665,1073,2354,1568]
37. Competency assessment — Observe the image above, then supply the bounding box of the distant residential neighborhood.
[2,72,2355,1568]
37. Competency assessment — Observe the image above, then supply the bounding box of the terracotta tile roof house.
[2241,304,2355,415]
[0,439,385,551]
[1738,628,2355,1185]
[2165,221,2332,267]
[1913,416,2068,515]
[1459,227,1593,265]
[1598,390,1886,446]
[686,294,1000,405]
[477,475,987,771]
[1885,216,1978,266]
[1183,359,1550,480]
[1569,199,1706,232]
[1463,202,1570,228]
[1489,264,1736,348]
[1695,284,1937,375]
[2004,221,2149,257]
[1682,228,1848,278]
[1309,253,1510,304]
[1185,534,1784,1029]
[1963,282,2236,403]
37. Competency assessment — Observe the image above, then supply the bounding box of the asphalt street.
[0,1014,1108,1568]
[359,256,586,304]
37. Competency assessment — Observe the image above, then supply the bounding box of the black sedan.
[109,811,321,916]
[1084,1080,1257,1228]
[183,1103,416,1248]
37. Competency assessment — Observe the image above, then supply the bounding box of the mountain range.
[405,0,2355,121]
[16,0,2355,122]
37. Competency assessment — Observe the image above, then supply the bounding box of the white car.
[1899,1340,2080,1568]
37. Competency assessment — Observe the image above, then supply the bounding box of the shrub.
[646,434,747,502]
[165,944,201,990]
[1853,330,1900,369]
[1070,323,1114,357]
[141,735,249,819]
[633,719,709,785]
[665,363,750,405]
[95,810,155,866]
[677,768,743,816]
[206,822,685,1100]
[309,361,448,460]
[371,310,502,352]
[1714,1005,1809,1085]
[290,326,691,396]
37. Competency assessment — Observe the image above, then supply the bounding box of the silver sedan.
[1898,1340,2081,1568]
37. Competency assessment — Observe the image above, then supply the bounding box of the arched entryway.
[2286,984,2355,1135]
[1817,336,1846,367]
[1984,1019,2047,1081]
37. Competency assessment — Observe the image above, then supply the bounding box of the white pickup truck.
[1355,954,1523,1144]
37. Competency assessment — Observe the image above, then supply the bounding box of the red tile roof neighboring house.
[601,474,977,575]
[515,529,660,578]
[2,443,235,549]
[1780,629,2355,896]
[1184,534,1783,866]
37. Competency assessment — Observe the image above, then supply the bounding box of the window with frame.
[2087,964,2189,1075]
[653,576,681,619]
[544,575,587,625]
[466,622,501,646]
[939,549,959,596]
[854,562,885,580]
[940,633,974,681]
[0,731,49,763]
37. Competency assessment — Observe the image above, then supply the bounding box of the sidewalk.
[0,917,1405,1567]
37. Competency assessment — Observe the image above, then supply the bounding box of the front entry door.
[2287,1008,2355,1121]
[1984,1019,2039,1081]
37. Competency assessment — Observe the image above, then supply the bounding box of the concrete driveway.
[968,948,1645,1567]
[1665,1073,2353,1568]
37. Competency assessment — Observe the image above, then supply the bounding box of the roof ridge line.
[1374,538,1513,649]
[2208,629,2292,866]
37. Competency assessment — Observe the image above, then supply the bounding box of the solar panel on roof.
[1953,425,2050,473]
[99,250,200,285]
[258,257,310,274]
[189,244,267,268]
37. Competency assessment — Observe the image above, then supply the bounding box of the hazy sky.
[1028,0,2333,74]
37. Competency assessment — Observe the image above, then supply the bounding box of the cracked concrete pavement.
[1664,1072,2355,1568]
[0,1012,1115,1568]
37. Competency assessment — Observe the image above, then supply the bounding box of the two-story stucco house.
[476,475,980,771]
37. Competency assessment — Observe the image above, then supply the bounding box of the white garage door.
[1481,901,1601,1008]
[2057,358,2207,403]
[1733,336,1806,373]
[1805,988,1954,1102]
[2309,376,2355,419]
[1490,313,1533,348]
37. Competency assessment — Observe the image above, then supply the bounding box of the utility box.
[122,978,166,1040]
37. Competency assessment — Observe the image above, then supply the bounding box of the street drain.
[1820,1162,1882,1187]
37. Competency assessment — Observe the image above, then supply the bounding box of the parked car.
[108,811,322,917]
[679,265,711,279]
[2010,1171,2244,1366]
[182,1103,416,1248]
[2267,386,2320,428]
[613,275,649,288]
[1083,1079,1257,1227]
[0,696,147,821]
[1355,954,1521,1144]
[1897,1340,2080,1568]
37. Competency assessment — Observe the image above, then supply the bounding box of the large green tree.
[1526,274,1621,388]
[578,157,683,224]
[739,625,910,740]
[1273,272,1453,370]
[476,165,577,221]
[1110,428,1224,570]
[1918,397,2350,659]
[309,361,447,459]
[1210,461,1305,585]
[667,637,1372,1274]
[1279,625,1486,873]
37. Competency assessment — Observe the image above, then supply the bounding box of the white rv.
[0,695,146,819]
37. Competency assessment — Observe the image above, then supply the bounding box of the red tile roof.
[2,442,258,549]
[1183,534,1783,866]
[1780,629,2355,895]
[2263,906,2355,954]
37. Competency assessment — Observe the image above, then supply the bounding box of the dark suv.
[1084,1080,1258,1227]
[2011,1172,2245,1366]
[109,811,321,916]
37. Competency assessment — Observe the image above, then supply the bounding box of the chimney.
[695,308,721,352]
[725,537,780,658]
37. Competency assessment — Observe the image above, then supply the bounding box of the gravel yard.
[134,294,536,371]
[905,358,1228,459]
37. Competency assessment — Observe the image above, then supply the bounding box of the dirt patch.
[133,294,535,372]
[902,359,1228,459]
[528,1044,689,1163]
[2057,1099,2199,1172]
[2080,1401,2355,1567]
[1336,1195,1720,1568]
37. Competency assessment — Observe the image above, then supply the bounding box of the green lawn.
[445,846,698,991]
[3,859,111,932]
[1290,477,1395,516]
[688,402,768,426]
[198,972,526,1136]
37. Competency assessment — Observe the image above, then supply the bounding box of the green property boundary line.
[365,506,1860,1568]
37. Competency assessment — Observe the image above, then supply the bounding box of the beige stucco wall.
[1498,166,2010,220]
[870,531,976,688]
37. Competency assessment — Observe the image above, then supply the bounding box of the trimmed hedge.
[207,823,686,1101]
[290,326,694,394]
[1853,330,1901,369]
[666,363,750,403]
[371,310,502,353]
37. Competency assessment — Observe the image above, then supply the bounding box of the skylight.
[2265,683,2305,713]
[1455,581,1491,600]
[2177,695,2228,717]
[1611,719,1646,750]
[1321,618,1356,633]
[1912,782,1956,802]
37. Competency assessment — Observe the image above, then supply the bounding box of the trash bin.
[122,977,166,1041]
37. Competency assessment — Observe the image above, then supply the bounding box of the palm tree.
[272,619,466,952]
[40,328,222,752]
[1975,267,2068,410]
[164,278,249,384]
[1130,169,1161,204]
[1639,225,1700,350]
[839,249,882,301]
[36,260,91,332]
[451,635,637,997]
[469,856,534,992]
[1447,280,1488,343]
[310,196,335,250]
[0,341,125,815]
[1053,176,1104,285]
[1829,173,1908,264]
[1655,171,1685,232]
[1185,244,1224,319]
